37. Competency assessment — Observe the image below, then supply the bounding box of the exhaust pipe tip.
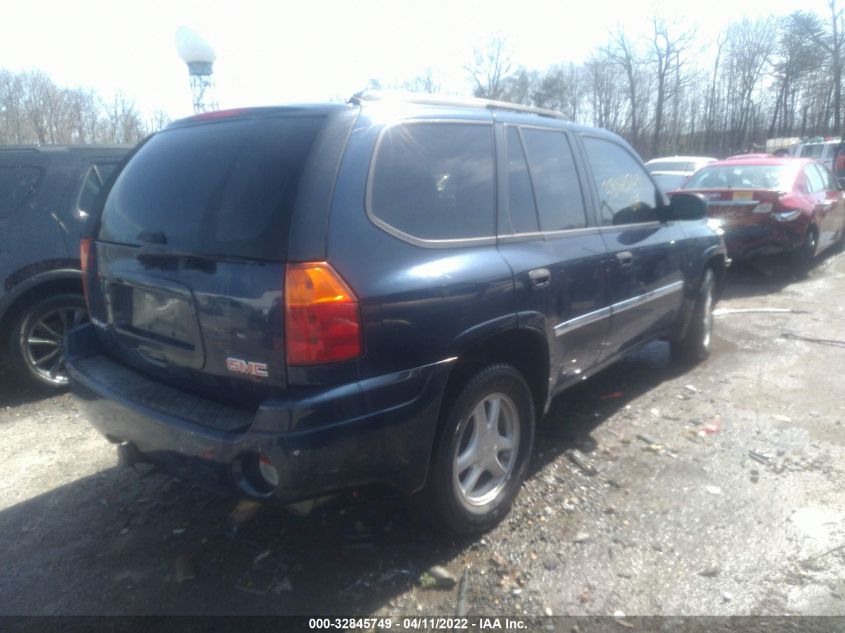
[116,442,147,469]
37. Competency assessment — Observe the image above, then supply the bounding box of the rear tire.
[415,364,535,536]
[794,227,818,277]
[6,294,87,389]
[671,268,714,365]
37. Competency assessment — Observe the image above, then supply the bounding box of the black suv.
[67,93,727,534]
[0,145,129,387]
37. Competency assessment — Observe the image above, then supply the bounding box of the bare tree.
[584,52,626,133]
[466,35,513,100]
[605,31,644,149]
[792,4,845,134]
[403,68,440,94]
[104,92,145,144]
[649,18,696,156]
[147,110,172,134]
[532,63,588,121]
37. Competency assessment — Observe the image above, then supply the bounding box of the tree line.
[463,4,843,160]
[3,2,840,158]
[0,69,168,145]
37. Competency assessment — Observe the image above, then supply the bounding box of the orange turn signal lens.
[284,262,362,366]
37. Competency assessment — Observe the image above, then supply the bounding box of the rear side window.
[582,137,658,226]
[100,116,325,260]
[800,144,823,159]
[369,122,495,241]
[520,129,587,231]
[0,166,41,219]
[505,127,539,234]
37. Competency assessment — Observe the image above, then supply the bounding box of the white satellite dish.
[175,26,216,64]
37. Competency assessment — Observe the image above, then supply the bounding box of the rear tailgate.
[89,113,327,402]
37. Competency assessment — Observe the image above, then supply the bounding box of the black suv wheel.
[671,268,714,364]
[8,294,87,388]
[417,364,535,535]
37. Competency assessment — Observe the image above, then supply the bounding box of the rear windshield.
[99,115,325,260]
[683,164,796,191]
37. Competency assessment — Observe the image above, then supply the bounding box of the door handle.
[616,251,634,267]
[528,268,551,289]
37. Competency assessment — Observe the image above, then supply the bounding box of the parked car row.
[676,156,845,269]
[1,93,838,535]
[645,150,845,271]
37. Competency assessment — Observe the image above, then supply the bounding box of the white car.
[645,156,718,192]
[793,140,841,173]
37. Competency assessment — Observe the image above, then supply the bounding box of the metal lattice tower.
[176,27,218,114]
[187,62,218,113]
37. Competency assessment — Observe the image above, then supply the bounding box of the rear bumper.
[721,219,806,260]
[66,324,452,502]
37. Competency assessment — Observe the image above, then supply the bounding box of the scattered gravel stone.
[541,554,559,571]
[420,565,456,589]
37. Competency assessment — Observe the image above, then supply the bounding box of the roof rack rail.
[348,89,568,121]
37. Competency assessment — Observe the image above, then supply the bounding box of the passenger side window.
[504,127,540,234]
[520,128,587,231]
[370,122,495,241]
[805,165,825,194]
[0,166,42,219]
[582,137,659,226]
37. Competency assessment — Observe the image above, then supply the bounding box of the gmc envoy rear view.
[67,92,727,535]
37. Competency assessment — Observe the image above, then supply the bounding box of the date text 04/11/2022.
[307,617,529,630]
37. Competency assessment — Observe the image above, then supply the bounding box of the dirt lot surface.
[1,255,844,617]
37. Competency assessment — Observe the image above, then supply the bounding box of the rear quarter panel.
[324,114,517,381]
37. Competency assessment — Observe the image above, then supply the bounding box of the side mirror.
[667,192,708,221]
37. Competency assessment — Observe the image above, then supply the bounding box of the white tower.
[175,27,218,113]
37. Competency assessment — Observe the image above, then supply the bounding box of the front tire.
[671,268,715,365]
[416,364,535,536]
[7,293,87,388]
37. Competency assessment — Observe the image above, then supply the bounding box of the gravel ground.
[1,254,844,617]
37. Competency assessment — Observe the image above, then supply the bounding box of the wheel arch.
[0,269,83,353]
[441,326,550,427]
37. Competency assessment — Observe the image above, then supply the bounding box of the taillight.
[284,262,362,365]
[80,237,93,310]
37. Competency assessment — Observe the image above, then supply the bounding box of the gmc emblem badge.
[225,357,269,378]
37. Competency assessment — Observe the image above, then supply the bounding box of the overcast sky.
[1,0,820,122]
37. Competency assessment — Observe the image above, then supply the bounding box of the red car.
[674,157,845,268]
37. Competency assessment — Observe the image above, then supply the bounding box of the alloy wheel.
[22,306,87,385]
[452,393,520,512]
[701,271,714,350]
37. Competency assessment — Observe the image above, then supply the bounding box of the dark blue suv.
[67,93,727,534]
[0,145,129,387]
